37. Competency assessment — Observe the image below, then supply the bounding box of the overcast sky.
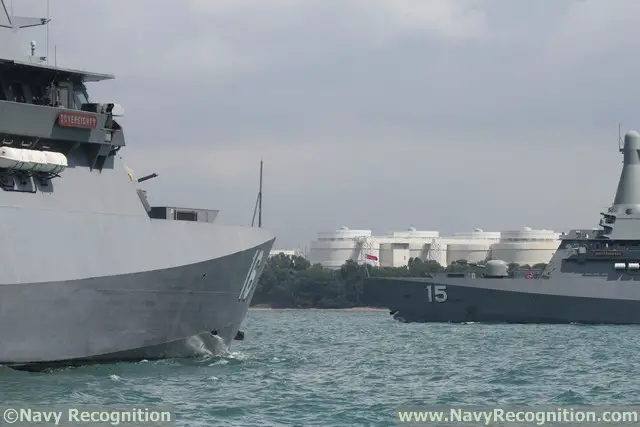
[8,0,640,248]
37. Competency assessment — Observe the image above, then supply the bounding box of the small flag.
[364,254,378,267]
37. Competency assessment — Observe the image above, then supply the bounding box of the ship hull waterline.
[2,237,275,371]
[364,277,640,325]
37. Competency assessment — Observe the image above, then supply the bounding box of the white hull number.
[425,285,448,303]
[239,249,265,301]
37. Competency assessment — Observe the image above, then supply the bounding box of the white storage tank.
[447,242,493,264]
[445,228,500,265]
[452,228,501,241]
[378,242,394,267]
[490,227,561,265]
[308,226,380,269]
[387,227,439,260]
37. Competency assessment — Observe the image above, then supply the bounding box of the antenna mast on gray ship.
[619,122,624,151]
[45,0,49,63]
[251,160,263,227]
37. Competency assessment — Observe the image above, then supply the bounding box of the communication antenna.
[251,159,263,227]
[258,159,262,227]
[45,0,49,63]
[619,122,624,152]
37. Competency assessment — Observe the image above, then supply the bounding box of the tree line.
[251,253,547,309]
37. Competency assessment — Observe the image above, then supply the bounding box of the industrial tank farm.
[307,226,562,269]
[445,228,501,265]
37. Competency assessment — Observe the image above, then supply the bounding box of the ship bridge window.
[175,211,197,221]
[73,89,88,109]
[29,85,44,105]
[9,83,25,103]
[55,87,69,108]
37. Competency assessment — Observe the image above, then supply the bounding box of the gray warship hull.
[0,4,277,370]
[364,276,640,324]
[0,151,275,369]
[361,126,640,325]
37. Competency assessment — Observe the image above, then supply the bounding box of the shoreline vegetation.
[250,306,387,312]
[251,253,547,309]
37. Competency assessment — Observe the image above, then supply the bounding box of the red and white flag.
[364,254,378,266]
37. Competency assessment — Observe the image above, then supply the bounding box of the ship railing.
[563,229,607,240]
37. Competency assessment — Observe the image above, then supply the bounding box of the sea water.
[2,309,640,426]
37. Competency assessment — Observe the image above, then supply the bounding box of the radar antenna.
[0,0,50,30]
[0,0,50,63]
[612,129,640,208]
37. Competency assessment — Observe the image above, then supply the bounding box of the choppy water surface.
[3,309,640,426]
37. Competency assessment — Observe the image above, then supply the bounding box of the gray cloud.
[7,0,640,247]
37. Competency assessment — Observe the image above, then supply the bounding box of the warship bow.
[0,1,275,369]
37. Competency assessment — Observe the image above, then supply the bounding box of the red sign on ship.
[57,112,98,129]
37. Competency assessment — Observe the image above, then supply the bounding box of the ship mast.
[612,130,640,209]
[45,0,49,64]
[259,159,263,227]
[251,160,263,228]
[0,0,50,30]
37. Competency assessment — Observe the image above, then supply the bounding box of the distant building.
[307,226,562,269]
[269,248,306,258]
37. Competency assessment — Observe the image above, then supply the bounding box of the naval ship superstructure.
[363,130,640,324]
[0,3,275,369]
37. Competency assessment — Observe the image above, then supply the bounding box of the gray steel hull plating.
[3,238,275,369]
[363,277,640,324]
[0,151,276,369]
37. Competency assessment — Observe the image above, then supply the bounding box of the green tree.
[408,257,442,276]
[447,259,469,273]
[252,255,444,308]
